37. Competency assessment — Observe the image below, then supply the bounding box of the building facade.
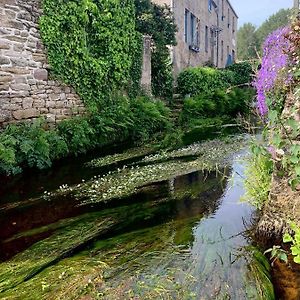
[152,0,238,75]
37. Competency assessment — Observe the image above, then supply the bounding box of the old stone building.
[152,0,238,75]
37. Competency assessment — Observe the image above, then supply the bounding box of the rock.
[0,56,10,65]
[0,40,10,49]
[33,69,48,81]
[0,73,13,83]
[11,83,30,91]
[13,108,39,120]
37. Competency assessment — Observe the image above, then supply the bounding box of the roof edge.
[226,0,238,18]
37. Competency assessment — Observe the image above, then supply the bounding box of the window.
[227,45,229,57]
[221,0,225,20]
[205,25,209,52]
[227,8,230,28]
[184,9,200,51]
[232,49,235,62]
[184,9,189,43]
[221,40,224,62]
[232,16,235,33]
[208,0,212,11]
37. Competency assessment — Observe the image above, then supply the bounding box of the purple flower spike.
[253,27,291,116]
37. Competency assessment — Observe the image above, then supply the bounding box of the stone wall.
[0,0,85,125]
[140,35,152,94]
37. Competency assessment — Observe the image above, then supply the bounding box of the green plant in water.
[283,222,300,264]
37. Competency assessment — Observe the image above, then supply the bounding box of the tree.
[256,8,292,47]
[237,23,259,60]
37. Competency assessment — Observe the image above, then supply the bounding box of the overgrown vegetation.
[283,222,300,264]
[0,97,171,175]
[134,0,177,98]
[243,142,274,209]
[41,0,137,110]
[176,64,255,138]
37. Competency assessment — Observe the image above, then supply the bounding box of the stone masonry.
[0,0,85,125]
[152,0,238,75]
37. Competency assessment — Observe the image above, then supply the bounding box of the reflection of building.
[152,0,238,75]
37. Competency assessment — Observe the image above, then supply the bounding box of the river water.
[0,144,274,299]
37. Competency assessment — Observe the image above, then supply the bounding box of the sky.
[230,0,293,28]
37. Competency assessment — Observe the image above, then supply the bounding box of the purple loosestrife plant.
[254,27,291,116]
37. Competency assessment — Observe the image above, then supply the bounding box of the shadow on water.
[0,148,275,299]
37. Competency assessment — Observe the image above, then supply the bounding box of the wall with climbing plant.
[40,0,139,111]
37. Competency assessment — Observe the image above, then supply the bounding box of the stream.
[0,138,275,299]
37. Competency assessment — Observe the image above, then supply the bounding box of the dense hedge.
[177,63,253,97]
[180,88,255,128]
[0,97,171,175]
[226,61,253,86]
[176,67,235,97]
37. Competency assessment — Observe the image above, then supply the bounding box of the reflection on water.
[0,149,274,299]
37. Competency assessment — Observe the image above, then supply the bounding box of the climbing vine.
[40,0,139,111]
[134,0,177,98]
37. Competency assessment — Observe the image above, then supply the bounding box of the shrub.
[0,96,172,175]
[130,96,171,140]
[226,61,253,86]
[176,67,234,97]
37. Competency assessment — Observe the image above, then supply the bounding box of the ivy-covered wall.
[0,0,85,125]
[0,0,144,125]
[40,0,140,112]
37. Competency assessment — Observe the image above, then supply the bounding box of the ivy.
[134,0,177,98]
[40,0,139,111]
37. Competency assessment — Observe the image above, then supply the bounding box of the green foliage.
[0,120,68,175]
[266,106,300,190]
[151,47,174,99]
[0,97,171,175]
[134,0,176,98]
[180,88,254,125]
[256,9,292,48]
[128,33,144,98]
[130,96,171,141]
[40,0,138,111]
[177,67,232,97]
[226,62,254,86]
[243,142,274,209]
[237,23,259,60]
[283,222,300,264]
[264,246,288,265]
